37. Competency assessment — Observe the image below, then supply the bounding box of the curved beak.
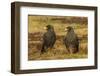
[65,27,68,31]
[43,26,47,30]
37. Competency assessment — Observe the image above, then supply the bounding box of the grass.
[28,44,88,60]
[28,15,88,60]
[29,53,87,60]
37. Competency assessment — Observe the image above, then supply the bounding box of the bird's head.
[44,25,54,31]
[65,26,73,32]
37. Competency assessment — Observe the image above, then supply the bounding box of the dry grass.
[28,15,88,60]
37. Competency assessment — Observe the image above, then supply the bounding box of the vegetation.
[28,15,88,60]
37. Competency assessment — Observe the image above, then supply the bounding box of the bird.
[63,26,79,54]
[41,25,56,54]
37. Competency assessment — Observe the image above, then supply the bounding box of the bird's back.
[43,30,56,48]
[64,30,79,47]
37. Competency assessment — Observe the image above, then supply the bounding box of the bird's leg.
[66,47,70,54]
[65,45,69,54]
[69,47,73,54]
[41,45,46,54]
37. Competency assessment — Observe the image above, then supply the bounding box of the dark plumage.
[63,26,79,54]
[41,25,56,54]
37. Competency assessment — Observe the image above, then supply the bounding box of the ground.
[28,15,88,60]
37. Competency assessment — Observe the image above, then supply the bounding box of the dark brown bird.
[63,26,79,54]
[41,25,56,54]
